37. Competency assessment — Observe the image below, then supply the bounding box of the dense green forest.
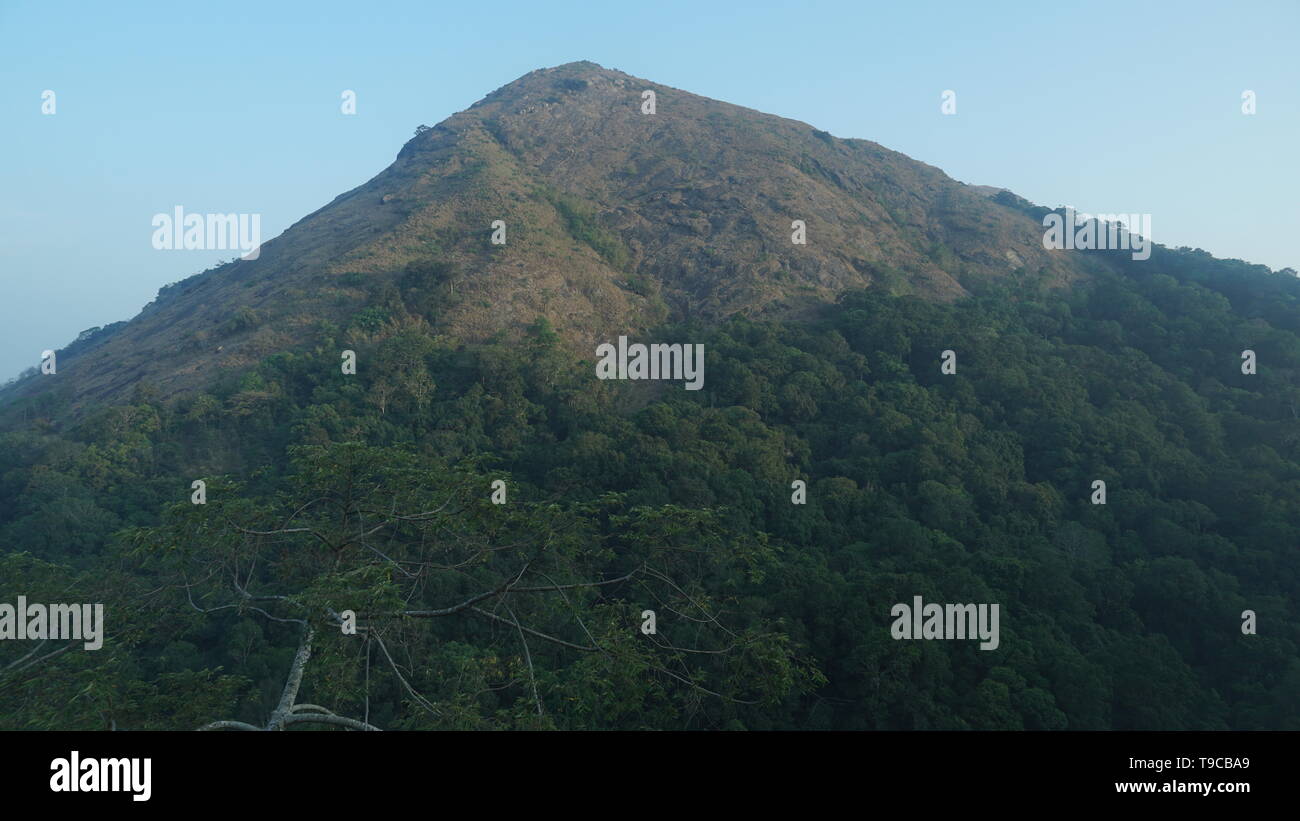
[2,244,1298,730]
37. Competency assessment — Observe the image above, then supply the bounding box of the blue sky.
[2,0,1297,381]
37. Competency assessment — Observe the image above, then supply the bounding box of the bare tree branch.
[281,713,381,731]
[469,605,599,652]
[506,604,543,717]
[198,720,262,732]
[399,560,531,617]
[267,627,314,731]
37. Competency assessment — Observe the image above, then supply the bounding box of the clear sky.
[2,0,1297,381]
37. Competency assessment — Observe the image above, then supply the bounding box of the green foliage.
[2,245,1298,729]
[220,306,262,336]
[349,306,390,333]
[546,189,631,270]
[398,259,458,318]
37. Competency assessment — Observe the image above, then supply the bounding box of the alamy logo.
[0,597,104,650]
[1042,206,1151,261]
[50,751,151,802]
[595,336,704,390]
[151,207,262,260]
[890,596,1000,650]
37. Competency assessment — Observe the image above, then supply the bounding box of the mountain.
[4,60,1092,414]
[5,63,1300,733]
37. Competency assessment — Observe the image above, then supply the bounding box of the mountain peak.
[546,59,610,72]
[465,60,644,115]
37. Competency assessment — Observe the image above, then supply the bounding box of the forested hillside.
[3,242,1297,729]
